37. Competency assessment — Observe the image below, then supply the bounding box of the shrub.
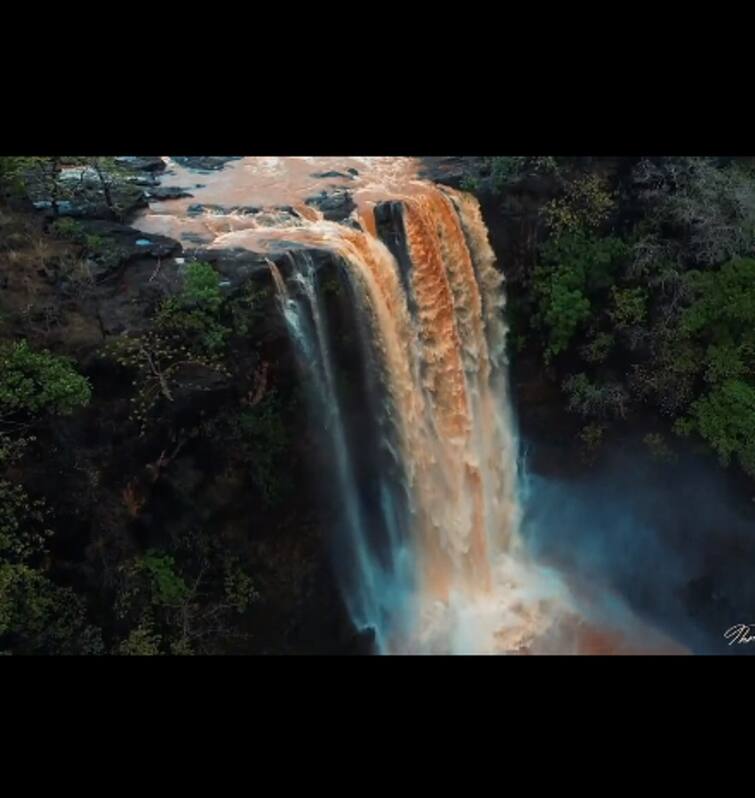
[533,231,629,360]
[564,373,629,420]
[609,286,647,328]
[542,173,615,236]
[580,332,615,364]
[678,380,755,477]
[50,217,83,240]
[0,340,91,417]
[141,550,189,606]
[181,261,223,314]
[0,562,103,655]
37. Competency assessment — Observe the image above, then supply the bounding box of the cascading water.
[134,157,686,654]
[246,183,568,653]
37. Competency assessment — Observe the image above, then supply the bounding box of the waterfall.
[265,183,563,653]
[133,156,687,655]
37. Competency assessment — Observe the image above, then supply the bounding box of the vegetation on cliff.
[0,160,339,654]
[462,156,755,480]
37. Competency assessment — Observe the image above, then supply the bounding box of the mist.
[519,438,755,654]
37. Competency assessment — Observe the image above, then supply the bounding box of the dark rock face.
[373,200,414,300]
[190,247,273,290]
[305,189,355,222]
[94,257,182,336]
[78,219,182,265]
[171,156,242,172]
[419,156,484,188]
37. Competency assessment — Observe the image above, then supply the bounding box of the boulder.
[114,156,167,173]
[187,203,259,216]
[144,186,194,201]
[305,189,355,222]
[171,156,242,172]
[310,170,356,180]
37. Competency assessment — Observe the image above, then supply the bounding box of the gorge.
[2,154,754,655]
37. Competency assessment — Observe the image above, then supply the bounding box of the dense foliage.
[466,155,755,476]
[0,186,309,653]
[0,349,97,654]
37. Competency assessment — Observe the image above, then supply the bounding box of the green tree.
[142,550,190,606]
[678,380,755,476]
[669,258,755,477]
[113,538,259,656]
[117,620,162,656]
[609,286,647,328]
[563,373,629,420]
[0,563,103,655]
[181,261,224,314]
[542,173,615,237]
[108,262,230,433]
[533,230,629,360]
[0,340,91,419]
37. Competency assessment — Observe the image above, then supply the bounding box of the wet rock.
[124,175,160,187]
[144,186,194,201]
[252,207,305,227]
[311,170,356,180]
[374,200,413,295]
[172,156,242,172]
[181,231,213,245]
[114,156,167,173]
[305,189,355,222]
[187,203,260,216]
